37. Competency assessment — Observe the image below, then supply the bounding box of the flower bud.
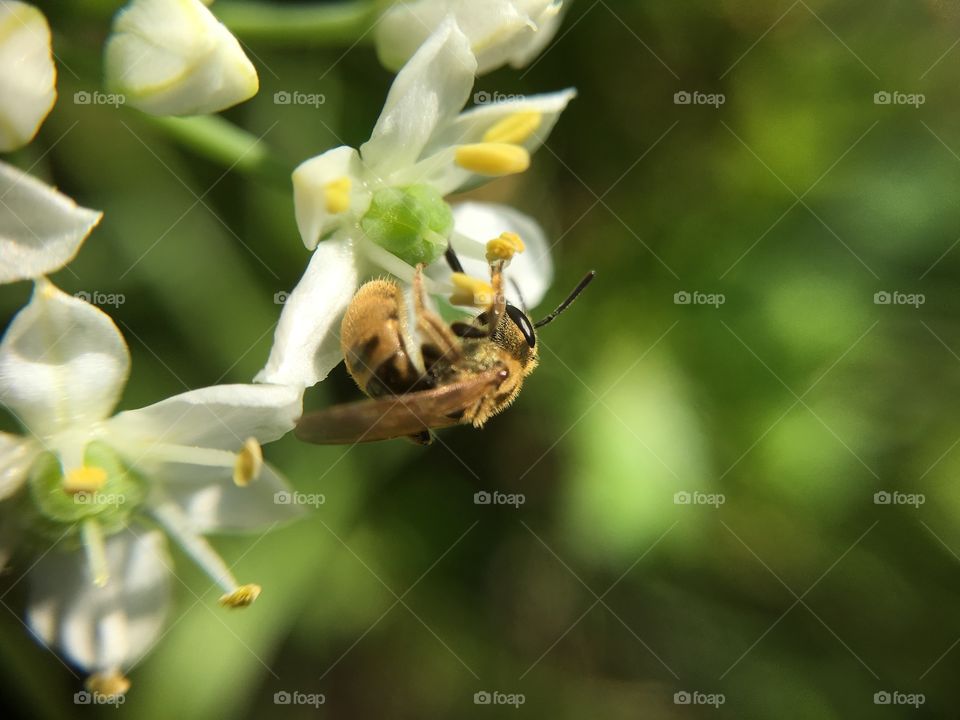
[104,0,258,116]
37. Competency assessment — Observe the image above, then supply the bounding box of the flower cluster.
[0,0,572,698]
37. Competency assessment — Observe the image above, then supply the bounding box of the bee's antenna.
[509,278,528,314]
[533,271,596,329]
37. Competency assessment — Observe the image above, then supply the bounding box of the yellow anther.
[220,583,262,608]
[323,176,351,214]
[86,671,131,698]
[232,438,263,487]
[482,111,543,145]
[62,466,107,495]
[454,143,530,176]
[450,273,494,308]
[486,232,526,264]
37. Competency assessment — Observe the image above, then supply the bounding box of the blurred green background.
[3,0,960,717]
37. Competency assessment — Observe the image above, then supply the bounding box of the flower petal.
[0,431,36,500]
[0,161,103,284]
[421,87,576,194]
[374,0,562,75]
[508,0,566,69]
[153,461,305,534]
[0,280,130,438]
[104,0,259,116]
[107,382,302,450]
[292,146,365,251]
[0,1,56,151]
[426,201,554,308]
[27,527,172,673]
[361,18,476,176]
[255,236,359,389]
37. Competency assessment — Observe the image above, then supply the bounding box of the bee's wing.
[294,369,503,445]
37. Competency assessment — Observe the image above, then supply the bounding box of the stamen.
[232,438,263,487]
[486,232,526,264]
[482,111,543,145]
[131,442,238,469]
[219,583,262,608]
[62,466,107,495]
[86,670,130,698]
[151,502,244,596]
[81,519,109,587]
[454,143,530,176]
[450,273,494,308]
[323,176,351,214]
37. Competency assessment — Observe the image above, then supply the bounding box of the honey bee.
[294,246,594,445]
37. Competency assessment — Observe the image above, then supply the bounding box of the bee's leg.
[413,264,463,363]
[404,429,434,446]
[444,245,465,274]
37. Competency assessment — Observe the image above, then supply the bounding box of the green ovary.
[360,184,454,266]
[28,441,147,538]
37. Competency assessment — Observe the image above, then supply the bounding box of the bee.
[294,246,594,445]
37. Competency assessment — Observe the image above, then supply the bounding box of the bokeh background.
[3,0,960,717]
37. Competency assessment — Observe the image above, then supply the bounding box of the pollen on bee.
[232,438,263,487]
[450,272,494,308]
[482,111,543,145]
[454,143,530,176]
[486,232,525,264]
[219,583,262,608]
[323,176,352,214]
[62,466,108,495]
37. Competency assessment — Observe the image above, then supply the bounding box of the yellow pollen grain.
[450,273,494,308]
[323,176,351,214]
[454,143,530,176]
[232,438,263,487]
[220,583,262,608]
[62,466,107,495]
[486,232,525,263]
[86,671,131,698]
[482,111,542,145]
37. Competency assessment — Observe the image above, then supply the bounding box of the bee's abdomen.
[341,280,429,398]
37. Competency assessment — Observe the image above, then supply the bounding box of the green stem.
[215,0,384,45]
[140,114,293,186]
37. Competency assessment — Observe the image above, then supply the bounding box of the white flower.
[256,19,574,389]
[0,0,57,151]
[0,160,102,284]
[0,281,303,691]
[376,0,565,75]
[104,0,259,116]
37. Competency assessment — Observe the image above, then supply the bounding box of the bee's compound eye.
[497,368,509,380]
